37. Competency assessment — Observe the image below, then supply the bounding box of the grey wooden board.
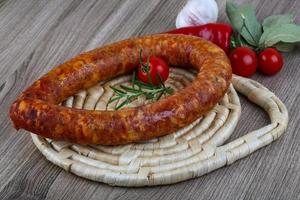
[0,0,299,199]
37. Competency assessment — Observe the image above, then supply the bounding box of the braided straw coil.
[31,68,288,187]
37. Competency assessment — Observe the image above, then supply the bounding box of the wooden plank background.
[0,0,299,199]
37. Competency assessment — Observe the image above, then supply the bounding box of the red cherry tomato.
[229,47,257,77]
[138,56,169,85]
[258,48,283,76]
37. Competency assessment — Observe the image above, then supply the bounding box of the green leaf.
[230,34,254,49]
[155,91,164,101]
[119,85,141,93]
[144,92,155,99]
[110,86,125,95]
[259,23,300,48]
[226,1,262,46]
[107,64,173,110]
[127,94,140,102]
[262,13,294,31]
[226,1,238,18]
[115,99,130,110]
[273,42,295,52]
[108,96,121,104]
[166,87,174,95]
[133,79,158,90]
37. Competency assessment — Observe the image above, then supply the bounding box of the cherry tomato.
[229,47,257,77]
[138,56,169,85]
[258,48,283,76]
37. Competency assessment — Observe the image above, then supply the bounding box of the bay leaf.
[259,23,300,48]
[226,1,262,46]
[262,13,294,31]
[273,42,295,52]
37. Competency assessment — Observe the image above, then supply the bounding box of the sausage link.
[9,34,231,145]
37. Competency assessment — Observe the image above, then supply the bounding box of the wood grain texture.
[0,0,299,199]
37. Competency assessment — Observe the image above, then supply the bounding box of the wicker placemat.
[31,68,288,187]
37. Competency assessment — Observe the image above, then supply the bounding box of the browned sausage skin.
[9,34,232,145]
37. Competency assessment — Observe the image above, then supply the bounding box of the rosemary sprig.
[107,73,174,110]
[107,49,173,110]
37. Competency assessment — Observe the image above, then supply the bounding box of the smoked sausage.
[9,34,231,145]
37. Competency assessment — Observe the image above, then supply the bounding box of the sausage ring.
[9,34,232,145]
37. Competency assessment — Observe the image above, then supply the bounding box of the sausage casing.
[9,34,232,145]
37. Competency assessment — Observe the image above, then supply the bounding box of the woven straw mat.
[31,68,288,187]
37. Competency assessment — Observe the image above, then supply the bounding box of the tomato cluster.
[229,47,283,77]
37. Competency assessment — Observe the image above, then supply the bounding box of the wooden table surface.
[0,0,299,199]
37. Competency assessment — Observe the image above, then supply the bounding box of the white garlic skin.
[176,0,218,28]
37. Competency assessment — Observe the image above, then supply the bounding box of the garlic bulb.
[176,0,218,28]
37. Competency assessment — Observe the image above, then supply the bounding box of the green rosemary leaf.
[156,90,164,100]
[144,92,155,99]
[115,99,130,110]
[120,85,141,93]
[166,87,174,95]
[108,96,121,104]
[127,94,141,102]
[110,86,126,95]
[133,80,156,90]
